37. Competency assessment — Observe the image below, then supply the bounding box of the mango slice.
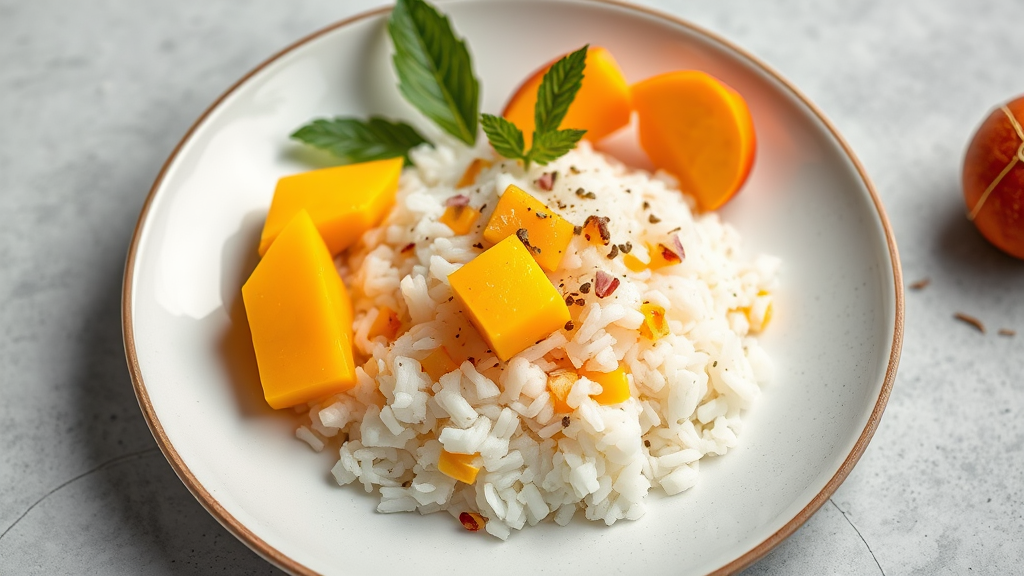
[258,157,403,256]
[632,71,756,211]
[483,184,574,272]
[502,46,632,147]
[368,305,401,341]
[439,205,481,235]
[582,365,631,406]
[242,210,356,409]
[547,369,579,413]
[438,450,481,484]
[639,303,670,341]
[448,235,571,361]
[420,346,459,383]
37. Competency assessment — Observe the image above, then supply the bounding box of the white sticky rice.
[294,140,779,540]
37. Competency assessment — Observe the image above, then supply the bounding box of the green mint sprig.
[290,117,429,166]
[481,45,589,168]
[291,0,479,164]
[389,0,480,146]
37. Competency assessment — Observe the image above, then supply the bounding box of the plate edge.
[118,2,907,575]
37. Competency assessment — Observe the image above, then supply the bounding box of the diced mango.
[623,252,648,273]
[448,235,571,361]
[368,305,401,341]
[639,303,670,341]
[420,346,459,383]
[547,369,579,413]
[632,70,756,211]
[457,158,491,188]
[502,46,632,147]
[745,291,773,333]
[581,215,610,246]
[242,210,356,409]
[438,450,480,484]
[439,205,481,235]
[483,184,575,272]
[258,157,403,256]
[582,365,631,406]
[647,242,683,271]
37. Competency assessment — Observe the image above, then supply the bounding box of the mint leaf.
[481,114,526,162]
[528,129,587,165]
[534,45,588,135]
[388,0,479,145]
[291,116,429,166]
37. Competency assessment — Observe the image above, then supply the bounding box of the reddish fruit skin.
[963,97,1024,259]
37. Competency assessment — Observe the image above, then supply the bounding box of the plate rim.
[120,1,905,574]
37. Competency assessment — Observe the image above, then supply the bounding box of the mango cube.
[639,303,670,341]
[547,369,579,413]
[258,157,403,256]
[420,346,459,383]
[448,235,571,361]
[439,205,481,235]
[438,450,481,484]
[242,210,356,409]
[583,365,631,406]
[483,185,575,272]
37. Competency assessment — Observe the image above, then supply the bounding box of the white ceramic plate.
[123,1,903,574]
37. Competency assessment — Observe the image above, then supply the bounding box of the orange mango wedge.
[502,46,632,147]
[632,71,756,211]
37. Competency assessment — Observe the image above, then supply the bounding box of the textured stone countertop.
[2,1,1023,574]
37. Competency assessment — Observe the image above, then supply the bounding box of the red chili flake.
[594,270,620,298]
[657,243,682,264]
[445,194,471,207]
[400,243,416,253]
[670,235,686,261]
[565,295,575,306]
[459,512,486,532]
[535,171,557,191]
[564,320,575,331]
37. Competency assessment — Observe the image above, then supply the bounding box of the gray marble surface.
[2,0,1023,574]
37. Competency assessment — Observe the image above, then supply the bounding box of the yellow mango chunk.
[547,369,579,414]
[623,252,648,273]
[242,210,356,409]
[420,346,459,383]
[582,365,631,406]
[483,185,575,272]
[502,46,632,147]
[648,242,684,270]
[448,235,571,361]
[438,450,480,484]
[439,205,481,235]
[368,305,401,341]
[457,158,491,188]
[258,157,403,256]
[639,303,670,341]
